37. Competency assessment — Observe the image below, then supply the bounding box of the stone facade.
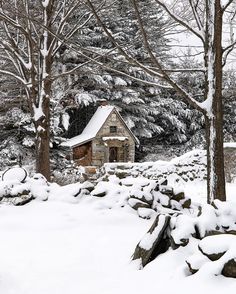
[72,109,136,167]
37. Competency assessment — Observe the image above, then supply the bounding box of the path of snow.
[0,183,236,294]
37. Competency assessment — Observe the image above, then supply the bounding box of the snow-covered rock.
[186,234,236,278]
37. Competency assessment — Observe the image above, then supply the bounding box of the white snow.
[139,214,166,250]
[1,156,236,293]
[62,113,70,131]
[0,182,236,294]
[33,105,44,121]
[199,234,236,256]
[61,105,115,147]
[102,136,128,141]
[2,167,27,183]
[42,0,50,8]
[224,142,236,148]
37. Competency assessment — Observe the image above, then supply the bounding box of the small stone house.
[61,103,139,167]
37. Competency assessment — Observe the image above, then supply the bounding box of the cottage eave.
[61,135,95,148]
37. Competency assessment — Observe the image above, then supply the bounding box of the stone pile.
[127,179,192,216]
[132,199,236,270]
[101,149,207,182]
[186,234,236,278]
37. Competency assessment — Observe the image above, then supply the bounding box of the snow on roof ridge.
[61,105,115,148]
[82,105,114,135]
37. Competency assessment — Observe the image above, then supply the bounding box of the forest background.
[0,0,235,179]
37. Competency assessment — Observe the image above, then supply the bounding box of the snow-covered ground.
[0,180,236,294]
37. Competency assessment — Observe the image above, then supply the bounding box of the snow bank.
[0,162,236,293]
[187,234,236,278]
[0,169,95,205]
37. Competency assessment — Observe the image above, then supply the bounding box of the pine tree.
[56,0,173,141]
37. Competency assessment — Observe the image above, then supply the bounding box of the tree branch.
[131,0,205,114]
[154,0,205,42]
[222,0,234,11]
[0,69,28,85]
[85,0,164,79]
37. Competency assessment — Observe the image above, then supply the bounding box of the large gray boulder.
[132,214,170,268]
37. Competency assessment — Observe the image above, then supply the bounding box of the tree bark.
[205,116,226,203]
[205,0,226,203]
[35,92,51,181]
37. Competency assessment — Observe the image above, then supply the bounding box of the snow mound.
[2,167,27,183]
[0,171,95,205]
[186,234,236,278]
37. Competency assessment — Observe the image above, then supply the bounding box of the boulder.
[92,191,106,197]
[181,198,191,209]
[137,208,155,219]
[1,189,33,206]
[132,214,171,268]
[129,194,153,206]
[198,245,226,261]
[81,181,95,192]
[160,186,173,197]
[187,234,236,278]
[172,191,185,202]
[128,198,150,210]
[222,259,236,278]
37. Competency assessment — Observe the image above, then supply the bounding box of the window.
[110,126,117,133]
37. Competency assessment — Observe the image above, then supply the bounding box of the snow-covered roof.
[61,105,115,148]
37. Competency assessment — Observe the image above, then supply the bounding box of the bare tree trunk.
[205,116,226,203]
[35,91,51,181]
[205,0,226,203]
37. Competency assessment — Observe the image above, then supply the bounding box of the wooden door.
[109,147,118,162]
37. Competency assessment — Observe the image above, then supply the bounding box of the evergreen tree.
[56,0,173,140]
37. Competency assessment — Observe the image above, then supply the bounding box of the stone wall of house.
[91,110,136,166]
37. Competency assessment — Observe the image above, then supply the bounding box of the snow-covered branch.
[0,69,28,85]
[222,0,235,11]
[85,0,164,79]
[131,0,205,114]
[154,0,205,42]
[188,0,204,31]
[0,9,29,36]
